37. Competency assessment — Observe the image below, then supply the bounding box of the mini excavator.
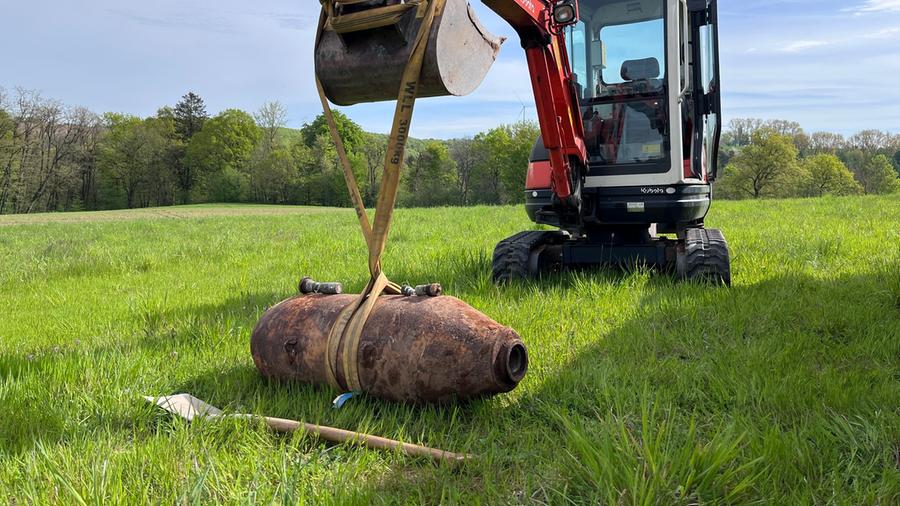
[315,0,731,284]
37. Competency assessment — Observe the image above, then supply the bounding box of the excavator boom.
[483,0,587,202]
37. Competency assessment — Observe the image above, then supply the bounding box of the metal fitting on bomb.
[400,283,443,297]
[299,277,343,295]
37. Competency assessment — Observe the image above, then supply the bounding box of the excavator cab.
[501,0,731,284]
[527,0,721,226]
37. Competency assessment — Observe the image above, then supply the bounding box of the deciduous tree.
[722,118,764,147]
[402,140,458,207]
[448,138,479,206]
[806,131,846,155]
[799,154,862,197]
[184,109,260,202]
[254,101,288,150]
[301,111,364,153]
[716,129,801,199]
[470,127,509,205]
[501,121,540,204]
[847,129,893,153]
[359,132,386,207]
[857,154,899,195]
[17,100,99,213]
[98,114,172,208]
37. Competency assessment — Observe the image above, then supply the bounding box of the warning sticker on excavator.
[642,143,662,155]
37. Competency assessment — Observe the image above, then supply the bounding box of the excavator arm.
[483,0,587,205]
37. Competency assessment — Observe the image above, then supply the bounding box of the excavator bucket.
[315,0,504,106]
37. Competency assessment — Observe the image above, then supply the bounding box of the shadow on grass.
[343,264,899,501]
[524,264,899,416]
[0,386,67,456]
[504,263,900,502]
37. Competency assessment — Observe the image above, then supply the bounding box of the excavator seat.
[620,57,663,93]
[620,57,660,81]
[315,0,504,106]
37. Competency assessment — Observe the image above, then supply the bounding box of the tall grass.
[556,395,764,504]
[0,195,898,503]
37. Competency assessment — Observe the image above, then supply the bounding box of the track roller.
[492,231,567,284]
[677,228,732,286]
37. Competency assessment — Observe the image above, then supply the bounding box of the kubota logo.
[641,187,666,195]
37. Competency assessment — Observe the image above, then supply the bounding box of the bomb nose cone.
[498,341,529,385]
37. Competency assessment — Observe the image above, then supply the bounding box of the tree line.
[716,118,900,198]
[1,87,897,215]
[0,88,538,214]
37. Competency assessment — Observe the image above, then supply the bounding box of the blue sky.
[2,0,898,138]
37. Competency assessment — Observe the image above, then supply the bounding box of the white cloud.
[865,27,900,38]
[778,40,829,53]
[763,24,899,55]
[851,0,900,13]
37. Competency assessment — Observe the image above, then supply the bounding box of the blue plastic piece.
[332,392,357,409]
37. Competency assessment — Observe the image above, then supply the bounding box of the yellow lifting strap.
[314,0,445,392]
[322,0,421,34]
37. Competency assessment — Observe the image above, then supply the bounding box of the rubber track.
[492,231,559,284]
[682,228,731,285]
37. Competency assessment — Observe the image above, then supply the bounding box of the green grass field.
[1,196,898,504]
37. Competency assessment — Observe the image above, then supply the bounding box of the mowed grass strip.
[0,196,898,504]
[0,203,335,227]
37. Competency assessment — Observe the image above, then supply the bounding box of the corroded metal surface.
[250,294,527,403]
[315,0,504,106]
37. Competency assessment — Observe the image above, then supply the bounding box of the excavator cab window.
[568,0,671,174]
